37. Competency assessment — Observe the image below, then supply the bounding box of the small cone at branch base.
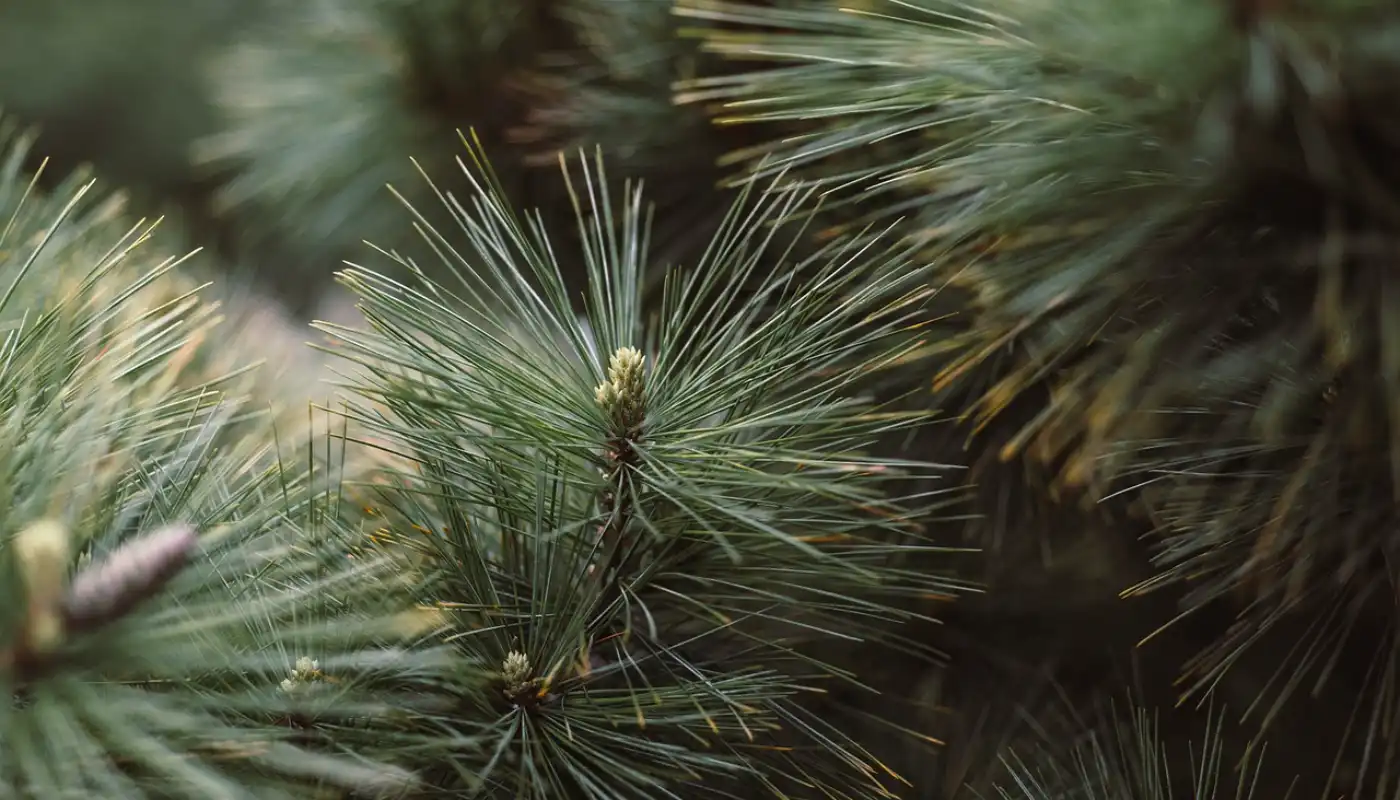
[62,522,198,634]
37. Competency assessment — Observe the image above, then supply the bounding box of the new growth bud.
[501,650,532,690]
[14,520,72,655]
[594,346,646,431]
[500,650,547,707]
[280,655,324,694]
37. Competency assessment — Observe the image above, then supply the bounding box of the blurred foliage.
[678,0,1400,787]
[0,0,258,192]
[0,120,455,799]
[510,0,737,272]
[197,0,557,280]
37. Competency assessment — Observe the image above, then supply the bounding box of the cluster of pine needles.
[674,0,1400,797]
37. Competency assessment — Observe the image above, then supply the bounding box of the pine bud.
[13,519,72,654]
[594,346,646,429]
[280,655,324,693]
[501,650,532,689]
[594,381,619,409]
[62,522,198,634]
[607,347,645,397]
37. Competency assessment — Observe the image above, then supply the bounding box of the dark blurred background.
[0,0,726,322]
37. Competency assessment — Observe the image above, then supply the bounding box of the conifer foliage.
[12,0,1400,797]
[318,138,968,797]
[993,704,1266,800]
[198,0,554,287]
[0,126,447,798]
[678,0,1400,778]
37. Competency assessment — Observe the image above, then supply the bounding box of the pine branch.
[317,133,973,796]
[0,134,452,798]
[677,0,1400,754]
[993,703,1268,800]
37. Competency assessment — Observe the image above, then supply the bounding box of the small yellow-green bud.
[594,381,619,408]
[595,347,646,429]
[279,655,323,693]
[502,650,532,687]
[607,347,645,396]
[14,520,72,654]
